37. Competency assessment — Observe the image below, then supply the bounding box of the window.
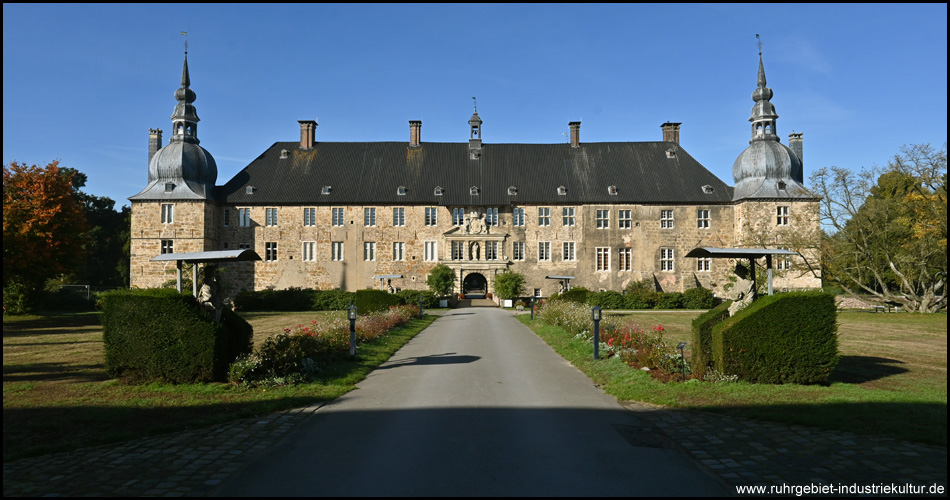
[393,242,405,261]
[486,208,498,226]
[538,207,550,226]
[265,208,278,227]
[397,186,407,196]
[164,182,175,193]
[238,242,251,250]
[434,186,444,196]
[321,186,331,195]
[332,207,344,226]
[512,208,525,227]
[596,209,609,229]
[161,204,174,224]
[776,206,789,226]
[661,210,674,229]
[452,208,465,226]
[508,186,518,196]
[563,242,575,261]
[470,186,479,195]
[512,242,525,261]
[486,241,499,260]
[304,207,316,227]
[660,248,675,271]
[364,242,376,261]
[777,248,792,270]
[608,185,618,196]
[562,207,575,226]
[302,241,316,261]
[364,208,376,227]
[425,207,438,226]
[697,209,710,229]
[331,242,344,261]
[238,208,251,227]
[393,207,405,227]
[161,239,174,254]
[534,288,542,298]
[424,241,438,262]
[223,208,230,227]
[596,247,610,271]
[618,210,631,229]
[265,242,278,261]
[619,248,631,271]
[696,257,711,272]
[451,241,465,260]
[557,185,567,196]
[538,242,551,261]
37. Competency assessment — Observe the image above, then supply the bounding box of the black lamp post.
[591,306,602,360]
[677,341,687,381]
[530,298,535,320]
[418,294,424,318]
[347,305,358,359]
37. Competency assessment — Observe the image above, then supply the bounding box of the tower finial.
[756,33,761,56]
[472,96,477,113]
[181,31,188,55]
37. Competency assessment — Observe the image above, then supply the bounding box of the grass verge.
[2,312,437,462]
[519,310,947,447]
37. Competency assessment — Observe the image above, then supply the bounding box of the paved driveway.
[215,308,727,496]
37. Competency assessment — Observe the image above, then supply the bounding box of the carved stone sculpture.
[727,262,756,317]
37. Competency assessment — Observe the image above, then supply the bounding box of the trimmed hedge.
[313,289,356,311]
[395,289,439,309]
[682,287,715,309]
[553,287,590,304]
[712,292,838,384]
[101,288,252,383]
[587,290,625,309]
[355,289,402,313]
[690,300,732,379]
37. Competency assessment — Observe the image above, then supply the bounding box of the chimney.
[789,132,803,163]
[661,122,681,144]
[569,121,581,148]
[409,120,422,147]
[298,120,317,149]
[148,128,163,165]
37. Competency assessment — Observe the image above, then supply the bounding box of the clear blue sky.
[3,4,947,210]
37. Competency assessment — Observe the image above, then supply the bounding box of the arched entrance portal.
[462,272,488,298]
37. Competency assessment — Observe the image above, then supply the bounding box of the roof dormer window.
[434,186,444,196]
[164,182,175,193]
[397,186,407,196]
[666,148,676,158]
[321,186,332,195]
[608,185,618,196]
[470,186,479,196]
[777,181,787,191]
[702,185,715,194]
[557,185,567,196]
[508,186,518,196]
[280,149,289,159]
[246,186,255,195]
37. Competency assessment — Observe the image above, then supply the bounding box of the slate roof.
[216,141,735,206]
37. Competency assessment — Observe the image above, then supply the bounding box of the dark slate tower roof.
[131,53,218,201]
[217,137,734,206]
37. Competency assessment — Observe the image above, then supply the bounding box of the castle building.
[129,50,821,300]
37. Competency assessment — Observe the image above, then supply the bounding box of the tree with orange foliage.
[3,160,89,312]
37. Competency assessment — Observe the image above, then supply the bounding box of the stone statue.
[467,211,487,234]
[727,262,756,316]
[198,264,223,323]
[387,279,395,294]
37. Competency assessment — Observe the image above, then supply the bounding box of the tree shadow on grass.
[3,362,109,383]
[828,355,908,384]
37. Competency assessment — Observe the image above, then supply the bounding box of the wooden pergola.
[684,247,800,298]
[150,249,261,295]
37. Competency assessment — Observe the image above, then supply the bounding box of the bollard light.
[347,305,358,359]
[591,306,603,360]
[677,341,687,381]
[530,298,535,320]
[418,294,424,318]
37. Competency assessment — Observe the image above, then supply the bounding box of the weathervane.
[472,96,477,113]
[181,31,188,55]
[756,33,762,55]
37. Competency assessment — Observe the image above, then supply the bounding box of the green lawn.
[519,309,947,446]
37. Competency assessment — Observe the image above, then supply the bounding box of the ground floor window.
[302,241,316,261]
[393,242,405,261]
[161,239,174,254]
[562,241,575,261]
[265,242,278,261]
[696,257,711,272]
[619,248,631,271]
[538,242,551,261]
[364,242,376,261]
[331,242,344,261]
[424,241,438,261]
[595,247,610,271]
[512,241,525,261]
[660,247,674,271]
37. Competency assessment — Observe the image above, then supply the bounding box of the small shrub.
[395,289,438,309]
[554,287,589,304]
[313,289,355,311]
[587,290,625,309]
[655,292,684,310]
[355,289,402,314]
[682,287,715,309]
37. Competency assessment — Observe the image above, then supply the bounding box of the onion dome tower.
[131,51,218,200]
[731,46,807,200]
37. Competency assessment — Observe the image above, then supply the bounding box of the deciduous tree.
[493,270,526,300]
[426,264,456,298]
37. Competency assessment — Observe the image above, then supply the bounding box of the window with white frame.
[595,247,610,271]
[332,207,344,226]
[364,208,376,227]
[393,207,405,227]
[512,207,525,227]
[777,248,792,270]
[618,210,632,229]
[486,208,498,226]
[660,247,675,271]
[486,241,498,260]
[776,206,789,226]
[661,210,674,229]
[425,207,438,226]
[161,239,174,254]
[331,242,344,261]
[697,209,710,229]
[562,241,575,261]
[393,242,405,261]
[696,257,711,272]
[424,241,438,261]
[451,241,465,260]
[161,204,174,224]
[364,242,376,261]
[538,207,551,226]
[538,241,551,261]
[223,208,230,227]
[619,248,631,271]
[265,242,278,261]
[238,208,251,227]
[562,207,575,226]
[265,208,278,227]
[302,241,316,261]
[596,209,609,228]
[534,288,542,298]
[452,208,465,226]
[304,207,316,227]
[512,241,525,261]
